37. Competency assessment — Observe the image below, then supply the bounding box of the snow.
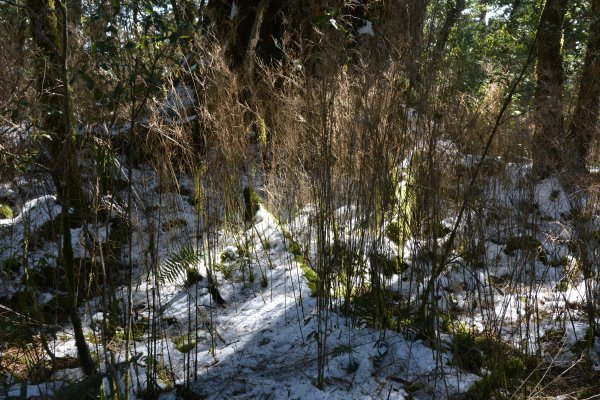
[357,20,374,36]
[229,1,238,21]
[2,144,600,399]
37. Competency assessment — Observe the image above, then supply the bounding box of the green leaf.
[159,245,202,284]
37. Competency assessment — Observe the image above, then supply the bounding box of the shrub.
[0,203,13,219]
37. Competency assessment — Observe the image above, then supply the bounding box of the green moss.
[348,290,399,330]
[282,229,319,296]
[131,318,148,341]
[257,117,267,146]
[298,258,318,296]
[243,187,264,222]
[156,360,174,391]
[261,238,271,250]
[174,335,197,353]
[0,203,13,219]
[556,277,570,292]
[467,375,494,399]
[221,248,238,263]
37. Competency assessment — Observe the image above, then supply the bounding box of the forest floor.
[1,151,600,399]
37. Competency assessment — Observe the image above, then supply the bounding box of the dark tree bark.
[532,0,568,177]
[68,0,81,27]
[26,0,95,376]
[428,0,466,80]
[397,0,428,103]
[565,0,600,175]
[208,1,352,70]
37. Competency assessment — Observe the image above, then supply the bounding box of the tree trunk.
[397,0,428,104]
[532,0,568,177]
[565,0,600,175]
[428,0,466,81]
[68,0,81,27]
[26,0,95,376]
[171,0,197,30]
[207,0,290,69]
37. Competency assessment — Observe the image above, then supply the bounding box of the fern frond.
[330,344,355,358]
[159,245,201,284]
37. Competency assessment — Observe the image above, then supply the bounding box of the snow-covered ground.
[1,154,599,399]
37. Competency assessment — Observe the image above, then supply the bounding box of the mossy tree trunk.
[532,0,568,177]
[26,0,95,375]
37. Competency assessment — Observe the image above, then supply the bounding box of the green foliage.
[0,203,13,219]
[350,290,396,330]
[221,248,238,263]
[159,245,202,285]
[455,333,530,399]
[155,359,174,391]
[344,360,359,374]
[1,256,21,275]
[503,235,547,262]
[331,344,354,358]
[452,331,485,373]
[455,240,486,269]
[95,144,121,193]
[549,256,568,268]
[216,262,233,280]
[369,251,406,278]
[384,221,403,245]
[184,267,203,288]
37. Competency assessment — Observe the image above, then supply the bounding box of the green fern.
[159,245,201,284]
[330,344,354,358]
